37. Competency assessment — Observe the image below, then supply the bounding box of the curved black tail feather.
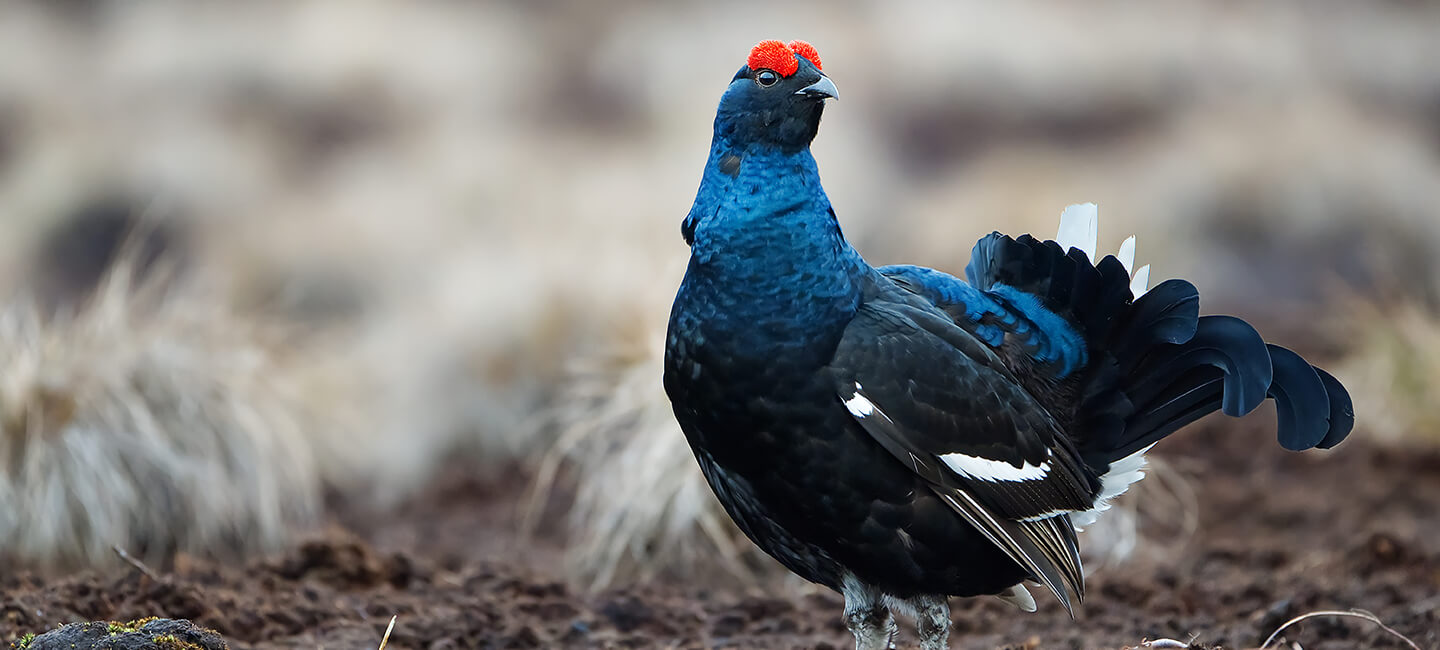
[965,231,1353,474]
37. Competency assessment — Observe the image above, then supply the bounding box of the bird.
[663,39,1354,650]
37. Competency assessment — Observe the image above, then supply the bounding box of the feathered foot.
[908,595,950,650]
[843,576,896,650]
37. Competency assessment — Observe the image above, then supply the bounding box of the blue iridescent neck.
[683,134,860,269]
[676,133,867,344]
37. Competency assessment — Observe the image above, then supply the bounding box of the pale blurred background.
[1,0,1437,581]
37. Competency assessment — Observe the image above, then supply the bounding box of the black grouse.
[663,39,1353,650]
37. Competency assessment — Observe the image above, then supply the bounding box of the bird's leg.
[908,595,950,650]
[841,576,895,650]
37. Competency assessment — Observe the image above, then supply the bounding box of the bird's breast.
[667,268,851,382]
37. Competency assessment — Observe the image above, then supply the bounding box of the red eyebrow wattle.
[747,39,823,78]
[787,40,821,72]
[747,40,799,77]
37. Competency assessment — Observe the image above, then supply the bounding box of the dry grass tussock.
[1333,298,1440,445]
[1078,455,1199,575]
[0,261,324,570]
[530,295,768,590]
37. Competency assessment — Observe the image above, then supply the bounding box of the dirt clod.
[15,618,226,650]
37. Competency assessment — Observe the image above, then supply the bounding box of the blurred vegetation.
[0,0,1436,578]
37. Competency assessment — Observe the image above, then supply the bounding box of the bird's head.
[714,40,836,152]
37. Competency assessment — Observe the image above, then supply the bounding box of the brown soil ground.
[3,422,1437,650]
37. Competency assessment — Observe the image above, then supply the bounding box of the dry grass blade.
[376,615,396,650]
[111,545,160,581]
[1258,609,1420,650]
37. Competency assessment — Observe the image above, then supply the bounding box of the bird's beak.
[795,75,838,100]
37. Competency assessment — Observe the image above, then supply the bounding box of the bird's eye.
[755,69,780,87]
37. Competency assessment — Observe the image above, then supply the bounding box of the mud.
[3,425,1437,649]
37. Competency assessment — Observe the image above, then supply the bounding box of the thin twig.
[111,545,161,581]
[376,615,396,650]
[1259,609,1419,650]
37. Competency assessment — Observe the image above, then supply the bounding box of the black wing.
[829,288,1100,613]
